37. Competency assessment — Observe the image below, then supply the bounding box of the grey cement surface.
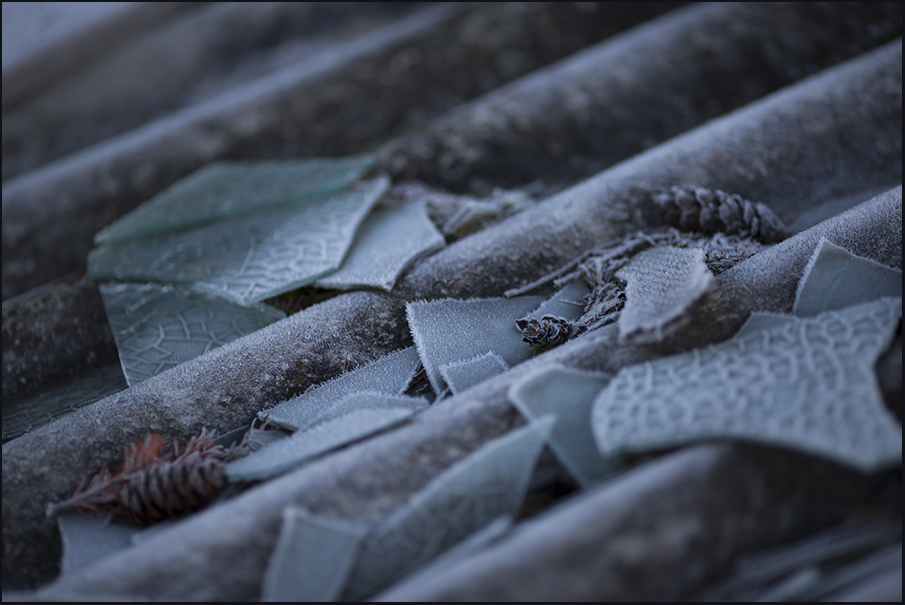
[2,3,901,597]
[25,187,901,600]
[3,38,901,586]
[1,2,682,299]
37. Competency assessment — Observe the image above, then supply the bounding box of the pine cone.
[47,429,227,525]
[653,186,788,243]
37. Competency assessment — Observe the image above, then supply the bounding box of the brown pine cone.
[47,429,228,525]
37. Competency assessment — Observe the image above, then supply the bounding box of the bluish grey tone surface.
[314,200,445,291]
[697,518,902,601]
[406,296,545,394]
[509,366,614,486]
[227,407,416,482]
[298,391,428,431]
[342,417,554,600]
[372,516,513,602]
[262,507,367,602]
[87,177,388,305]
[1,364,126,444]
[592,298,903,471]
[439,351,509,395]
[94,157,374,244]
[616,246,713,344]
[523,278,590,322]
[99,282,285,386]
[793,238,903,317]
[260,347,422,431]
[57,514,141,578]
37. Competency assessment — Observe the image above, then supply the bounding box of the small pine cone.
[516,316,586,351]
[654,186,787,243]
[112,452,227,525]
[47,429,228,526]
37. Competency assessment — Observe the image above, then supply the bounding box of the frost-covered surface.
[261,347,422,431]
[794,239,902,317]
[615,245,714,344]
[1,364,126,443]
[262,507,368,602]
[523,278,589,322]
[372,516,513,602]
[87,177,388,305]
[57,514,141,578]
[99,282,285,386]
[314,199,445,291]
[341,417,553,600]
[228,407,418,482]
[406,296,544,394]
[441,190,536,237]
[296,391,428,431]
[509,366,615,486]
[93,157,374,244]
[694,518,902,601]
[439,351,509,395]
[592,297,902,471]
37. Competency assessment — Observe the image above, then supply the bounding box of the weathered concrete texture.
[3,42,902,587]
[1,2,190,110]
[2,275,117,402]
[378,2,903,193]
[2,42,901,589]
[5,26,901,405]
[1,1,683,299]
[373,443,873,602]
[25,188,901,600]
[2,2,429,180]
[395,40,903,301]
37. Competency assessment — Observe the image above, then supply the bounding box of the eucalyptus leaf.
[99,282,285,386]
[509,366,616,487]
[260,347,422,431]
[94,157,374,244]
[228,407,417,482]
[406,296,545,394]
[592,298,903,471]
[522,278,590,322]
[262,507,368,602]
[615,245,714,345]
[793,238,903,317]
[314,200,445,291]
[341,417,554,600]
[57,514,142,578]
[88,177,388,305]
[439,351,508,395]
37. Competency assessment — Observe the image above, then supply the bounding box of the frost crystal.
[592,298,902,471]
[88,177,388,305]
[99,282,285,386]
[314,199,445,291]
[227,405,419,482]
[342,417,554,600]
[615,246,714,344]
[261,347,422,431]
[509,366,615,486]
[794,239,902,317]
[439,351,509,395]
[57,513,142,577]
[406,296,544,395]
[2,364,126,444]
[94,156,374,244]
[262,507,368,602]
